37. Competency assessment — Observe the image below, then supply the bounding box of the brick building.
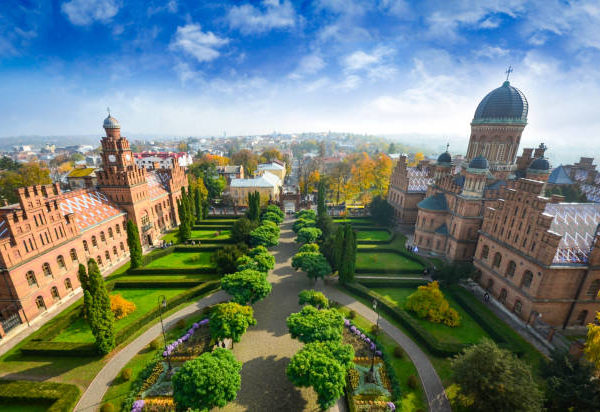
[0,114,187,337]
[387,156,432,225]
[475,179,600,329]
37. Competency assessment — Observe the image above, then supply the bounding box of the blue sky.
[1,0,600,158]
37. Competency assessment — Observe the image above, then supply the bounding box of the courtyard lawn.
[356,251,424,272]
[190,229,231,240]
[372,287,491,346]
[116,274,218,282]
[145,251,214,268]
[52,288,188,343]
[333,218,374,225]
[355,229,392,242]
[160,230,178,244]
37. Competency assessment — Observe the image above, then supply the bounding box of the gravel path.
[74,290,228,412]
[321,285,451,412]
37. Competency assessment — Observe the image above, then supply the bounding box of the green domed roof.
[473,81,528,125]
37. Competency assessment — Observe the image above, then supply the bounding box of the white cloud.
[169,24,229,63]
[61,0,120,26]
[474,46,509,59]
[479,17,501,28]
[227,0,296,35]
[342,46,397,81]
[288,54,326,79]
[148,0,178,16]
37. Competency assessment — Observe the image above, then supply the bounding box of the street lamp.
[158,295,172,373]
[368,299,380,381]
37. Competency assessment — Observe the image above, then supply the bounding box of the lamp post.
[158,295,172,373]
[368,299,380,382]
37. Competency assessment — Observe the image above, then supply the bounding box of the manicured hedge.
[189,238,234,244]
[140,246,176,266]
[20,341,98,357]
[0,380,80,412]
[191,224,233,230]
[343,283,465,357]
[113,280,207,288]
[127,267,216,275]
[357,279,428,288]
[204,215,240,220]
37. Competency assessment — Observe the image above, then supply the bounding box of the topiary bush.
[150,338,162,350]
[393,346,404,359]
[407,374,418,389]
[349,310,357,319]
[121,368,132,382]
[101,403,114,412]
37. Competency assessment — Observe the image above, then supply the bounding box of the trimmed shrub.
[120,368,132,382]
[0,380,80,412]
[110,294,136,320]
[348,310,357,319]
[393,346,404,359]
[101,403,115,412]
[150,338,162,350]
[20,341,98,357]
[176,319,186,329]
[407,374,418,389]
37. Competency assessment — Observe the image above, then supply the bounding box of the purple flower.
[370,343,376,351]
[344,319,350,326]
[162,350,168,357]
[360,333,366,339]
[354,329,361,335]
[365,337,371,344]
[199,318,209,325]
[375,350,382,357]
[350,325,357,332]
[193,322,199,328]
[132,399,145,412]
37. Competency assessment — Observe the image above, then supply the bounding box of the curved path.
[74,290,228,411]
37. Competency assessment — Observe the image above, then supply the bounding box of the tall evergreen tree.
[195,186,203,221]
[338,224,356,284]
[246,191,261,222]
[86,258,115,354]
[177,187,192,242]
[317,180,326,218]
[333,226,345,271]
[126,219,142,269]
[79,263,91,319]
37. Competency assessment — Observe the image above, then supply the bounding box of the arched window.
[120,242,125,251]
[586,280,600,299]
[42,262,52,277]
[481,245,489,259]
[486,278,494,292]
[26,271,37,287]
[92,236,98,247]
[97,255,102,266]
[70,248,78,262]
[113,246,118,256]
[83,240,89,252]
[123,222,127,232]
[513,300,522,314]
[116,224,121,235]
[57,255,66,270]
[506,261,516,278]
[35,295,46,312]
[492,252,502,268]
[576,310,588,326]
[521,271,533,288]
[105,251,110,262]
[65,278,73,291]
[108,228,113,238]
[50,286,60,301]
[499,288,507,304]
[100,231,106,242]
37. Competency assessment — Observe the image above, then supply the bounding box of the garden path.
[321,284,452,412]
[74,290,229,411]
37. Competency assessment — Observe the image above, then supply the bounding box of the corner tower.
[466,77,528,179]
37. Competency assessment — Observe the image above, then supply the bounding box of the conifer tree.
[177,188,192,242]
[246,191,261,222]
[79,263,92,319]
[195,186,203,221]
[332,225,344,272]
[317,180,326,218]
[86,258,115,354]
[338,224,356,284]
[126,219,142,269]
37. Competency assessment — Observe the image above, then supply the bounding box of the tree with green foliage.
[264,204,284,220]
[299,243,320,253]
[246,191,261,222]
[195,186,204,221]
[210,302,256,347]
[212,243,249,275]
[338,224,356,284]
[221,269,272,305]
[250,222,279,247]
[286,305,344,343]
[293,217,316,233]
[542,350,600,411]
[296,227,322,243]
[317,179,327,218]
[287,341,354,410]
[261,211,283,225]
[231,217,259,245]
[86,258,115,354]
[248,249,275,272]
[236,255,258,271]
[126,219,142,269]
[546,185,588,203]
[292,251,332,284]
[369,196,395,226]
[296,209,316,220]
[78,263,91,319]
[298,289,329,309]
[434,261,475,285]
[451,339,542,412]
[172,348,241,411]
[177,188,192,242]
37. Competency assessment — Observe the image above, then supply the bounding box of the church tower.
[96,112,157,246]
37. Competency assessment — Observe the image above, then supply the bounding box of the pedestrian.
[483,292,490,302]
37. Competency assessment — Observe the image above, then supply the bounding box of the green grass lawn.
[336,306,427,412]
[358,234,406,250]
[372,287,491,345]
[160,231,178,244]
[196,219,237,225]
[333,218,374,225]
[356,251,424,272]
[52,288,188,343]
[116,274,219,282]
[190,229,231,239]
[0,402,50,412]
[356,230,392,241]
[145,251,214,268]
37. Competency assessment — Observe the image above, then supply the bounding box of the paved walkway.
[321,285,451,412]
[74,290,228,411]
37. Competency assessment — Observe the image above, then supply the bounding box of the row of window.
[34,278,74,312]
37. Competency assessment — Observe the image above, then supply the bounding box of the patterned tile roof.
[147,171,170,200]
[406,167,432,192]
[544,203,600,264]
[574,169,589,182]
[580,184,600,203]
[59,190,124,232]
[0,219,8,239]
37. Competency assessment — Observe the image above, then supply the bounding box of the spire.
[505,65,513,82]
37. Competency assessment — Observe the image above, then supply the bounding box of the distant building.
[134,152,193,170]
[257,161,286,182]
[475,179,600,329]
[216,165,244,184]
[229,172,282,206]
[66,166,97,189]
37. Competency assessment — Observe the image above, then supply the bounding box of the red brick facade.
[387,156,432,225]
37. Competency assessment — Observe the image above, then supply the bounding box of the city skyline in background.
[1,1,600,162]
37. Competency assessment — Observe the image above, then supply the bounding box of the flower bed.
[130,318,212,411]
[343,319,397,411]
